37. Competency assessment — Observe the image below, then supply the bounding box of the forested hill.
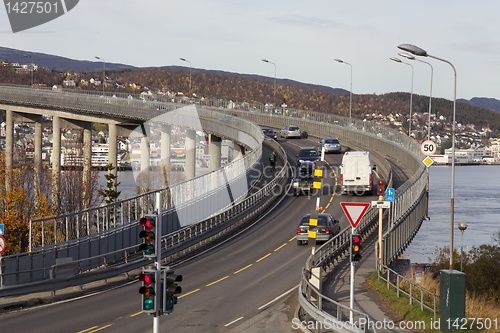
[1,46,500,134]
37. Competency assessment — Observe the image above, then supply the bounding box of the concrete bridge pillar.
[33,119,42,196]
[209,134,222,171]
[140,126,151,192]
[51,115,61,208]
[185,129,196,180]
[160,124,171,187]
[82,122,92,207]
[234,143,245,161]
[108,123,118,177]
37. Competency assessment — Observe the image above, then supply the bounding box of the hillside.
[1,46,500,136]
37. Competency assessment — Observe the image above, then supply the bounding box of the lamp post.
[261,59,276,113]
[95,56,105,95]
[334,58,353,124]
[458,221,468,272]
[398,43,457,270]
[179,58,192,93]
[390,57,414,137]
[399,52,434,140]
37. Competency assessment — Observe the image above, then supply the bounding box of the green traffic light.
[143,298,154,310]
[165,297,174,310]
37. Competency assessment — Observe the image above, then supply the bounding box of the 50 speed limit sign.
[421,140,436,156]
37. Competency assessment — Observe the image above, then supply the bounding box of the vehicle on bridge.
[340,151,374,195]
[261,127,277,140]
[292,161,315,196]
[318,137,342,154]
[296,146,319,165]
[279,125,302,139]
[296,213,340,245]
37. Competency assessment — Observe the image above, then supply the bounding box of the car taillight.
[325,227,329,233]
[297,227,301,234]
[369,173,373,185]
[340,174,344,185]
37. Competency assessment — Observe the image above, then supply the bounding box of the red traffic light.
[140,216,155,229]
[351,233,362,262]
[139,272,155,285]
[377,179,386,196]
[139,269,158,313]
[139,214,158,258]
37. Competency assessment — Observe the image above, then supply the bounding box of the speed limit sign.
[421,140,436,156]
[0,235,5,254]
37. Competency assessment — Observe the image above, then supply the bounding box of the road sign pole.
[378,198,383,269]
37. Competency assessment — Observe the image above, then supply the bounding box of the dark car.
[319,137,341,154]
[262,127,277,140]
[296,213,341,245]
[296,147,319,165]
[292,161,315,196]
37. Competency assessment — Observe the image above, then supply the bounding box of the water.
[405,165,500,263]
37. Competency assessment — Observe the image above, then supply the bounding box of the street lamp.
[458,221,468,272]
[261,59,276,113]
[390,57,414,137]
[179,58,192,93]
[334,58,353,123]
[95,56,105,95]
[399,52,434,140]
[398,43,457,271]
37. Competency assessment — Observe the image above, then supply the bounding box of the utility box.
[440,270,466,332]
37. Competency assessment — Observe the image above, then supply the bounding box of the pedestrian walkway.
[321,230,413,333]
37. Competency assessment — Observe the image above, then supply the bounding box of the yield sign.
[340,202,371,229]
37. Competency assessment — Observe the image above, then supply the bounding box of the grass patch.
[366,272,485,333]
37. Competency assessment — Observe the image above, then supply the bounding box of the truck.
[339,151,374,195]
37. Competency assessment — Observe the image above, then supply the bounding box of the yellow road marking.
[274,243,287,252]
[234,264,253,274]
[130,311,143,317]
[206,276,229,286]
[256,253,271,262]
[78,327,99,333]
[79,324,112,333]
[179,288,200,298]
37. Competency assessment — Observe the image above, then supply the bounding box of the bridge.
[0,85,428,332]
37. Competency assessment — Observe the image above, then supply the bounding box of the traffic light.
[139,214,158,259]
[163,268,182,314]
[350,232,362,263]
[377,179,386,197]
[139,268,158,314]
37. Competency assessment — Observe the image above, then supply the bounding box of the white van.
[340,151,374,195]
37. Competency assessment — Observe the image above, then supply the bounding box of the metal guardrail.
[377,265,437,317]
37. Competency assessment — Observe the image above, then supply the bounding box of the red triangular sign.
[340,202,370,229]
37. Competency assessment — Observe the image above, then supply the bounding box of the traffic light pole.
[153,192,162,333]
[349,234,355,324]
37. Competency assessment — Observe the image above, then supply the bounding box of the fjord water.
[405,165,500,263]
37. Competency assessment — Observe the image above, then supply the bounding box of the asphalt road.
[0,136,381,333]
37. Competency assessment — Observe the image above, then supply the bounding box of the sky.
[1,0,500,101]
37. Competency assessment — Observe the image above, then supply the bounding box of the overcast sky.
[1,0,500,101]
